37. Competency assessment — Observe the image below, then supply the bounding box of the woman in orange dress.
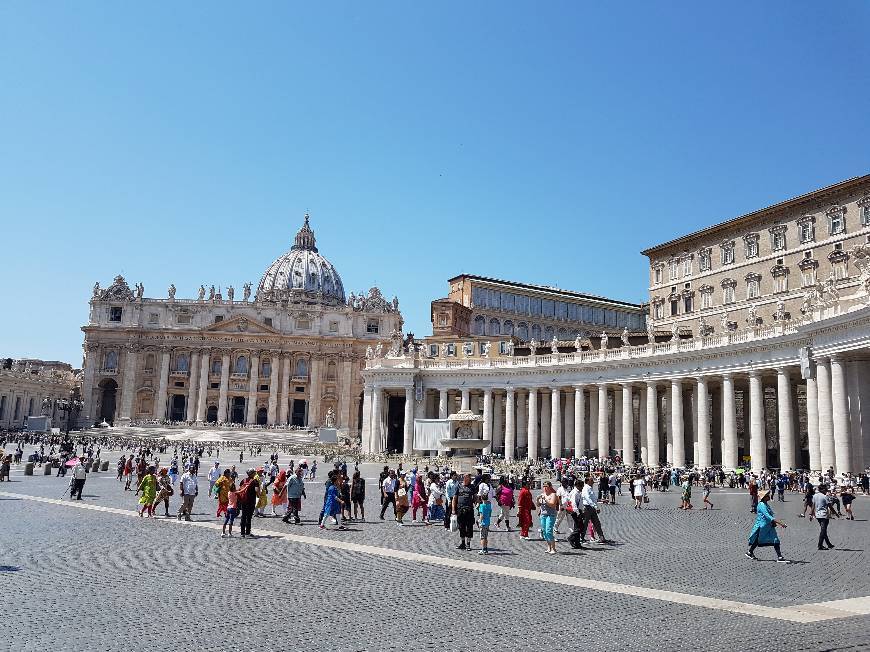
[270,469,287,517]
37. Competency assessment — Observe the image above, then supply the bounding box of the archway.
[256,407,268,425]
[206,405,218,423]
[98,378,118,424]
[169,395,186,422]
[230,397,246,424]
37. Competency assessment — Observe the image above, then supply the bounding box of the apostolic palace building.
[362,175,870,476]
[80,215,402,435]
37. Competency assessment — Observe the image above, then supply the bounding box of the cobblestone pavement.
[2,450,869,651]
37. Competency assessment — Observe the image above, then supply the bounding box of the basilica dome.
[256,214,346,305]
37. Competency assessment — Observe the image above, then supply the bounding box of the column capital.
[645,380,658,388]
[573,383,586,390]
[505,386,515,396]
[748,369,761,379]
[777,366,791,376]
[720,371,733,380]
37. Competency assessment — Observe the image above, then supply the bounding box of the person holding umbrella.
[745,489,790,563]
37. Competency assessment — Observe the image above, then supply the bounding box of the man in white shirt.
[580,476,609,543]
[207,462,221,498]
[555,478,572,534]
[380,470,397,520]
[177,466,199,521]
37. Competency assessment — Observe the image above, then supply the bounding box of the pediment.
[205,315,280,335]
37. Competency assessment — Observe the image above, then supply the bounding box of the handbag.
[643,495,650,503]
[449,514,458,532]
[397,488,407,498]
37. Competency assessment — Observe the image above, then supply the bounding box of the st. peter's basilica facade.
[80,215,402,436]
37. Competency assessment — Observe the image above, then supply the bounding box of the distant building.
[0,358,79,430]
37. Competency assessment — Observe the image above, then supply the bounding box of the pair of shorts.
[479,526,490,539]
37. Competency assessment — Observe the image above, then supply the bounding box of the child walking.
[702,481,714,510]
[477,495,492,555]
[222,483,238,537]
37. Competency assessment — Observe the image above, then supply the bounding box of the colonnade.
[363,354,869,474]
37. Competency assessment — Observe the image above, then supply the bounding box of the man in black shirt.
[452,474,476,551]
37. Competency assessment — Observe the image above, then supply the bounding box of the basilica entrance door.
[169,395,186,422]
[230,397,246,424]
[98,379,118,425]
[256,407,267,425]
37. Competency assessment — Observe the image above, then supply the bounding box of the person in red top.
[517,479,536,539]
[412,474,429,524]
[123,457,134,491]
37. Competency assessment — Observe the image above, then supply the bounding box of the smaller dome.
[256,214,346,305]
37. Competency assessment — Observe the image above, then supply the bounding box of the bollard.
[24,462,34,476]
[101,460,109,472]
[43,464,52,476]
[91,460,100,473]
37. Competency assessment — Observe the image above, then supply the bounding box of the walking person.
[538,481,559,554]
[702,481,714,510]
[477,493,492,555]
[214,469,232,518]
[580,475,609,544]
[443,471,459,529]
[495,477,514,530]
[841,485,856,520]
[748,476,759,513]
[207,461,221,498]
[813,485,836,550]
[283,467,306,525]
[745,489,790,563]
[135,466,157,518]
[411,473,429,524]
[453,474,476,551]
[176,465,198,521]
[70,458,87,500]
[379,470,397,520]
[320,475,346,530]
[238,469,261,538]
[395,475,410,525]
[631,474,646,509]
[351,470,366,521]
[517,479,536,539]
[153,468,174,517]
[222,482,238,537]
[799,482,815,519]
[270,469,287,517]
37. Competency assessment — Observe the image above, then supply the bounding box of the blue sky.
[2,2,868,365]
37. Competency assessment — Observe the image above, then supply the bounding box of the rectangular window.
[556,301,567,321]
[446,343,456,356]
[567,303,578,321]
[771,231,786,251]
[724,286,735,304]
[683,258,692,277]
[684,295,693,313]
[501,292,515,312]
[328,320,339,332]
[699,250,711,272]
[721,245,734,265]
[801,269,816,287]
[428,344,438,357]
[499,341,509,355]
[745,238,759,259]
[774,276,788,293]
[541,299,555,317]
[593,307,604,324]
[366,319,379,334]
[653,303,663,320]
[264,317,273,327]
[472,287,484,308]
[833,261,847,280]
[747,280,760,299]
[829,213,845,235]
[177,313,192,325]
[701,292,712,309]
[109,307,123,322]
[214,315,224,323]
[863,206,870,226]
[670,300,679,316]
[799,221,815,243]
[148,312,159,324]
[669,260,679,281]
[530,297,541,316]
[654,267,662,284]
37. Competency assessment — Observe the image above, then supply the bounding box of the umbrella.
[65,457,80,467]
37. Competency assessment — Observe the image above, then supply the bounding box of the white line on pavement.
[2,490,868,623]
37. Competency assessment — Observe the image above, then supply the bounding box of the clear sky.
[2,2,868,365]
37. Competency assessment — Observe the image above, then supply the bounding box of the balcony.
[291,375,308,383]
[169,370,189,378]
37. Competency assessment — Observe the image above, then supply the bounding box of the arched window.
[176,353,189,372]
[104,351,118,371]
[326,360,337,381]
[531,324,541,340]
[516,322,529,340]
[234,356,248,374]
[296,358,308,378]
[211,358,221,375]
[502,320,514,336]
[488,318,500,336]
[472,315,485,335]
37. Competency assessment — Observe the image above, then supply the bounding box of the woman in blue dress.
[320,475,346,531]
[745,489,790,563]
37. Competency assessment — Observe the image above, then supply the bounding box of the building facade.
[0,358,79,430]
[362,178,870,475]
[80,215,402,436]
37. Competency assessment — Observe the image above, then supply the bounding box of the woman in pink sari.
[412,473,430,524]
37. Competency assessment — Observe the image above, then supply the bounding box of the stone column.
[540,390,551,456]
[516,390,528,451]
[371,388,383,453]
[670,379,685,468]
[438,389,448,418]
[805,374,820,472]
[574,386,585,457]
[589,387,599,448]
[308,357,322,426]
[613,386,623,456]
[267,355,280,425]
[360,386,373,452]
[461,388,470,411]
[80,344,98,424]
[597,384,609,459]
[492,391,504,453]
[830,355,852,474]
[154,349,171,421]
[196,351,210,422]
[646,382,658,466]
[817,357,835,472]
[564,389,575,457]
[339,358,353,429]
[697,376,710,468]
[748,370,766,473]
[639,386,648,465]
[245,353,260,425]
[721,373,738,469]
[218,352,230,423]
[504,388,516,462]
[776,367,795,471]
[847,362,865,473]
[622,384,634,464]
[403,386,414,455]
[118,344,138,421]
[186,350,200,421]
[527,388,538,460]
[550,387,562,458]
[279,355,292,425]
